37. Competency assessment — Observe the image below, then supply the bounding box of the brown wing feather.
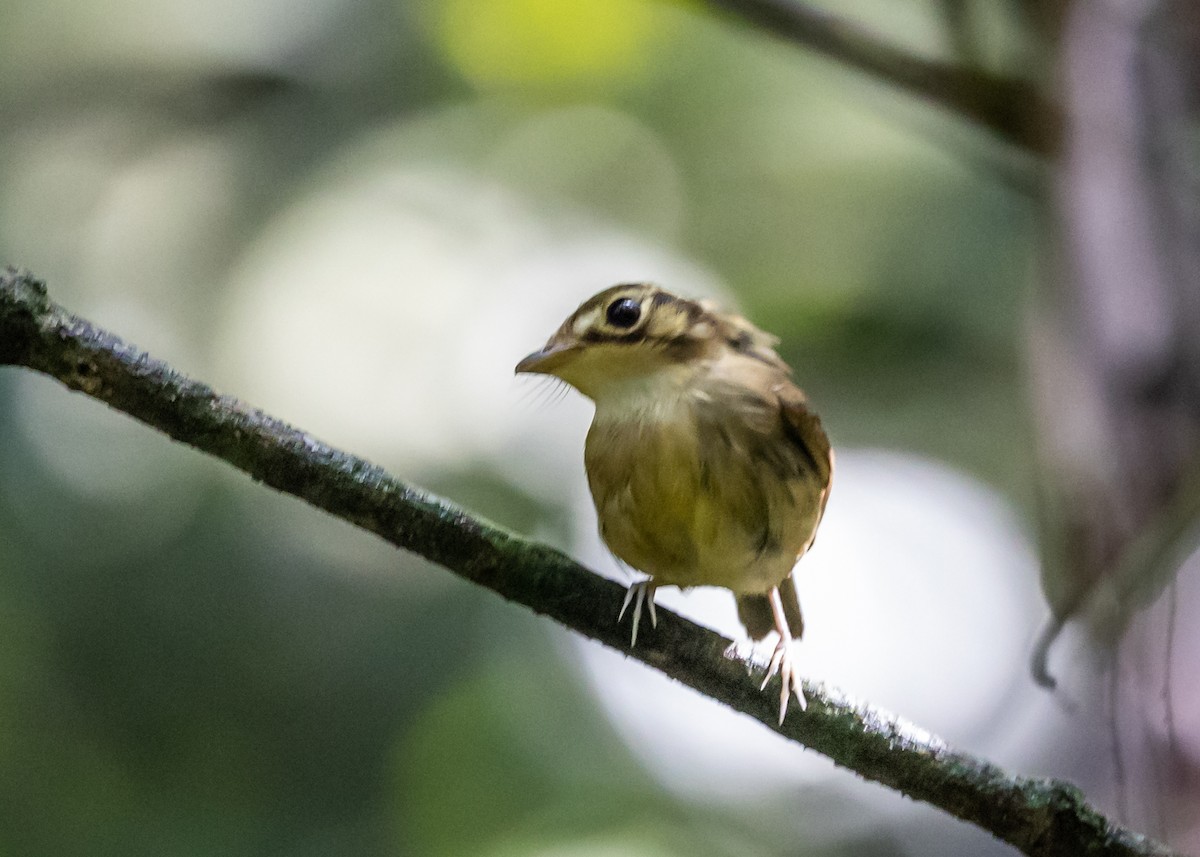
[777,385,833,505]
[736,388,831,642]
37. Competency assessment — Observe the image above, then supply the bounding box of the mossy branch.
[0,269,1176,857]
[702,0,1056,155]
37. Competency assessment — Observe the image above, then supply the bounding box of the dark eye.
[606,297,641,328]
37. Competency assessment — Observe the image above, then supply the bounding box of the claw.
[618,580,656,646]
[619,586,636,621]
[761,636,806,724]
[723,640,756,675]
[761,586,807,724]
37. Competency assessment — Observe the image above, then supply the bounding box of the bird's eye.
[606,297,641,328]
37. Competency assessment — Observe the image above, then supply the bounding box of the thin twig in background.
[0,268,1178,857]
[702,0,1055,154]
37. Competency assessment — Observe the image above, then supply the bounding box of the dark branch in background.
[702,0,1056,155]
[0,269,1176,857]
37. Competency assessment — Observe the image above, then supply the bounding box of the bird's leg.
[618,579,658,646]
[760,586,806,723]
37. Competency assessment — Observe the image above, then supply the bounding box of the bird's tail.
[736,574,804,640]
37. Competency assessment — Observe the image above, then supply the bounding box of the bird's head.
[515,284,721,401]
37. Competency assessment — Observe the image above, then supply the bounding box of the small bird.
[515,284,832,723]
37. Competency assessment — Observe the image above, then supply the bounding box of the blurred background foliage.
[0,0,1196,855]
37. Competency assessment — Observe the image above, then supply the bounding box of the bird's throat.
[590,364,707,427]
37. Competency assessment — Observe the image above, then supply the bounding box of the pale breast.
[584,385,824,594]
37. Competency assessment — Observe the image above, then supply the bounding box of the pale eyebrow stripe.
[572,309,599,335]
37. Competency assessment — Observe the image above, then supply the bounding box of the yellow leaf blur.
[437,0,660,88]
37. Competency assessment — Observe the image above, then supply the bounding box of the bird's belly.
[585,419,818,594]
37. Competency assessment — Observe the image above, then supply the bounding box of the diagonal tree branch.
[702,0,1057,155]
[0,268,1176,857]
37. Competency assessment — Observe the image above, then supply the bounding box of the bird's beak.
[515,340,578,376]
